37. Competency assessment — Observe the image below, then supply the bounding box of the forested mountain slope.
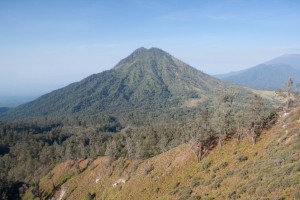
[1,47,227,122]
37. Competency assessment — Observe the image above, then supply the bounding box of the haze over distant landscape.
[1,0,300,106]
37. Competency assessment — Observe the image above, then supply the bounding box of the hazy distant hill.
[0,107,10,115]
[1,47,229,121]
[216,54,300,90]
[0,95,38,107]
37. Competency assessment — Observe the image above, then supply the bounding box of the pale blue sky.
[1,0,300,97]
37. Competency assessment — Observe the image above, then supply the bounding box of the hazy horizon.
[1,0,300,103]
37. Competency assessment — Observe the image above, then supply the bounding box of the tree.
[234,112,247,141]
[125,135,135,158]
[105,140,117,166]
[211,90,236,148]
[284,77,293,112]
[243,95,269,145]
[189,134,216,162]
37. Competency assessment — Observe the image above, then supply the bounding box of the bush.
[155,187,160,193]
[236,155,248,162]
[224,170,234,177]
[227,191,237,199]
[219,162,228,169]
[201,159,212,170]
[238,170,249,179]
[178,186,192,199]
[144,164,154,175]
[212,166,219,173]
[211,181,220,189]
[191,177,205,188]
[211,177,222,190]
[191,180,200,188]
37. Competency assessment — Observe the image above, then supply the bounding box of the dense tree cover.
[0,90,280,200]
[0,117,114,199]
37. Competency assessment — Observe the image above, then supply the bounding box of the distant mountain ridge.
[1,47,228,121]
[216,54,300,90]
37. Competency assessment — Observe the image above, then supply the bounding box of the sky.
[1,0,300,100]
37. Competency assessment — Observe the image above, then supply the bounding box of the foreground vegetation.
[0,91,279,199]
[21,100,300,200]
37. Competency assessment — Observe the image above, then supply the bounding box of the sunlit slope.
[26,103,300,200]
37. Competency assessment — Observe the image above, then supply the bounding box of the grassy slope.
[24,105,300,200]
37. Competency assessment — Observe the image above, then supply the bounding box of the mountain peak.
[113,47,171,69]
[132,47,148,54]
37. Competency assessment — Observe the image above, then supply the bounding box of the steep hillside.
[1,47,225,122]
[26,103,300,200]
[217,54,300,90]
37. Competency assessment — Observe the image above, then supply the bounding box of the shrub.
[144,164,154,175]
[211,181,220,189]
[224,170,234,177]
[238,170,249,179]
[191,180,200,188]
[236,155,248,162]
[227,191,237,199]
[211,177,222,190]
[201,159,212,170]
[191,177,205,188]
[219,162,228,169]
[274,158,282,165]
[155,187,160,193]
[178,186,192,199]
[212,166,219,173]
